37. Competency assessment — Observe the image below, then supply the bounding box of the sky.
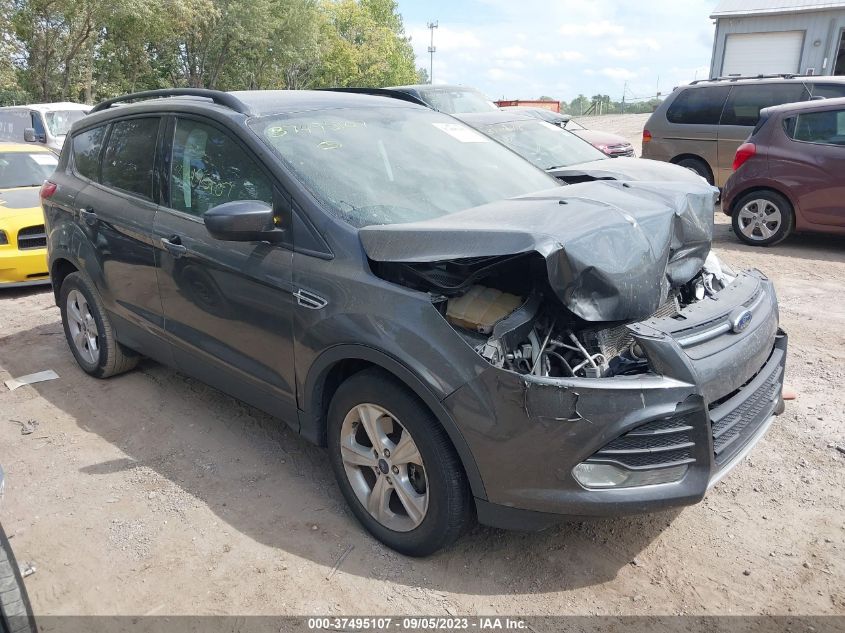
[398,0,722,104]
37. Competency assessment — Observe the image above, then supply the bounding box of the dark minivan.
[643,75,845,186]
[42,89,786,555]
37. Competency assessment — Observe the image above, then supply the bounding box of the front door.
[152,116,298,423]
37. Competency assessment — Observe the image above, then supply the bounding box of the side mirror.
[203,200,284,242]
[23,127,36,142]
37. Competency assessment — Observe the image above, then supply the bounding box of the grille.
[586,413,696,470]
[710,356,783,466]
[17,225,46,250]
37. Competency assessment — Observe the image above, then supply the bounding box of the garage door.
[722,31,804,76]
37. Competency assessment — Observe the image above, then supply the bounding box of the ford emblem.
[730,308,753,333]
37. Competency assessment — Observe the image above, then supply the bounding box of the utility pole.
[621,81,627,114]
[427,21,438,84]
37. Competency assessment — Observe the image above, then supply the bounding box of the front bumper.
[0,247,50,287]
[444,270,786,528]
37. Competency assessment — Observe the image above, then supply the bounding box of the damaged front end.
[362,179,786,524]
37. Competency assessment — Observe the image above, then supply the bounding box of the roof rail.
[689,73,812,85]
[90,88,250,115]
[317,87,429,107]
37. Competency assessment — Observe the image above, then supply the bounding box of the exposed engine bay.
[360,178,723,379]
[373,248,734,379]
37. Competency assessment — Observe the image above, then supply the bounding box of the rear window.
[810,83,845,99]
[72,126,107,181]
[666,86,730,125]
[101,118,160,199]
[720,83,809,127]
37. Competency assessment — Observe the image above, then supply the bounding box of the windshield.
[417,87,498,114]
[0,152,58,188]
[476,119,608,170]
[250,107,557,228]
[44,110,88,136]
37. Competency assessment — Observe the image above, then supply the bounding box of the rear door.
[69,116,171,362]
[783,106,845,227]
[152,115,298,422]
[717,82,810,187]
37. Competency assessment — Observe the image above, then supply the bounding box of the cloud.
[410,26,482,51]
[500,45,530,59]
[598,67,639,81]
[486,68,519,81]
[559,20,624,37]
[534,50,584,64]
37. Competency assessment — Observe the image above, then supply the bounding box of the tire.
[731,190,794,247]
[327,368,473,556]
[58,272,139,378]
[675,157,713,185]
[0,523,36,633]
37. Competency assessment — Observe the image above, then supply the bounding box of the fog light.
[0,230,7,246]
[572,463,688,489]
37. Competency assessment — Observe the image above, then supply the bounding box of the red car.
[723,97,845,246]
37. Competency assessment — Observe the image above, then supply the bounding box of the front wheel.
[731,191,794,246]
[0,523,36,633]
[327,368,473,556]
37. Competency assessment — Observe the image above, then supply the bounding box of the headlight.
[0,230,7,245]
[572,462,688,489]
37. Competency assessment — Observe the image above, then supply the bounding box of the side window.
[665,87,730,125]
[169,118,272,216]
[810,83,845,99]
[791,109,845,145]
[721,84,810,127]
[71,126,107,181]
[101,118,160,199]
[30,112,46,138]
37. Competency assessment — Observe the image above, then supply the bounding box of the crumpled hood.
[549,157,707,184]
[360,179,718,322]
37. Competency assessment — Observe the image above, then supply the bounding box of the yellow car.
[0,142,58,288]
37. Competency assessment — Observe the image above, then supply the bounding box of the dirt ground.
[1,115,843,619]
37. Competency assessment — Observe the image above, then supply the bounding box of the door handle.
[160,235,187,258]
[78,207,97,226]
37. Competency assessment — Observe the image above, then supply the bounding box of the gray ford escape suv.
[42,89,787,556]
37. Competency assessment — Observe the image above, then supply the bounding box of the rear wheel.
[675,157,713,185]
[327,368,473,556]
[59,272,139,378]
[731,191,794,246]
[0,523,36,633]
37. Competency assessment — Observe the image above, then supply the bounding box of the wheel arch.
[726,184,797,217]
[300,345,487,500]
[49,257,79,304]
[669,153,714,184]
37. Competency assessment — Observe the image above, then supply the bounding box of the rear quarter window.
[666,86,731,125]
[720,83,810,127]
[810,83,845,99]
[72,126,107,181]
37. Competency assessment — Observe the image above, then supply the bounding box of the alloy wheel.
[339,403,429,532]
[66,289,100,365]
[737,198,782,242]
